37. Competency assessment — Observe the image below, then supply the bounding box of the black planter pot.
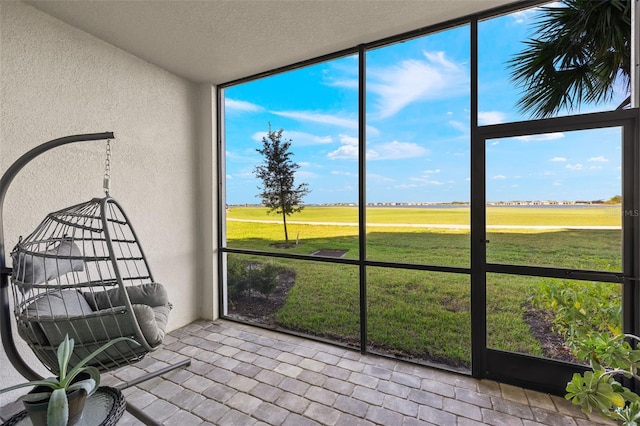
[22,374,90,426]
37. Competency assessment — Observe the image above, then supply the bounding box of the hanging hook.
[103,139,112,195]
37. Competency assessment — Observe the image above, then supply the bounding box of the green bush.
[226,257,279,301]
[566,333,640,425]
[530,279,621,348]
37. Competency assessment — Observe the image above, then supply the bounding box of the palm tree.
[509,0,631,119]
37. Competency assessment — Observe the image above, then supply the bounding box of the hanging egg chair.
[11,196,171,373]
[0,133,188,394]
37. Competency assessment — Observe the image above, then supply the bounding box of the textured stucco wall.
[0,1,210,401]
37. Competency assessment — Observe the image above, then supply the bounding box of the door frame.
[471,108,640,394]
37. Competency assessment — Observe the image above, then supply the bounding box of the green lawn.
[225,206,622,369]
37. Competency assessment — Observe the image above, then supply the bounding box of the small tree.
[254,125,310,244]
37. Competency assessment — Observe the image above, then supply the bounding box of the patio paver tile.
[218,408,258,425]
[250,382,284,403]
[333,394,369,417]
[163,409,204,425]
[304,385,338,406]
[143,399,179,423]
[148,379,184,399]
[323,377,356,396]
[407,388,444,409]
[202,382,236,403]
[352,385,385,405]
[254,401,290,425]
[377,380,411,398]
[170,388,207,411]
[227,374,259,393]
[191,399,230,423]
[226,392,263,415]
[390,371,422,388]
[530,407,579,426]
[304,401,342,425]
[348,371,379,389]
[274,362,303,378]
[255,369,286,386]
[491,396,535,420]
[382,394,419,417]
[298,358,326,373]
[442,397,483,421]
[275,392,311,414]
[182,375,216,393]
[278,377,311,396]
[366,405,405,425]
[335,413,376,426]
[282,412,321,426]
[481,407,525,426]
[298,370,327,387]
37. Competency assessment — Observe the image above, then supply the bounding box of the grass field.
[224,206,623,369]
[227,205,621,226]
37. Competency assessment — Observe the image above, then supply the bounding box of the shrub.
[530,279,621,348]
[566,333,640,425]
[226,257,279,301]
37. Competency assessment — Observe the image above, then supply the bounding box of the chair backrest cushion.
[83,283,169,310]
[12,239,84,286]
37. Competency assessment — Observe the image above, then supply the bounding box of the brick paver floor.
[0,320,616,425]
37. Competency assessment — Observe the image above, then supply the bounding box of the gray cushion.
[83,283,169,310]
[12,239,84,285]
[25,289,93,318]
[132,304,171,347]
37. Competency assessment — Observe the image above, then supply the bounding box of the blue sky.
[223,6,627,205]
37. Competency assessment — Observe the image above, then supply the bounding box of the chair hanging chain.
[103,139,112,195]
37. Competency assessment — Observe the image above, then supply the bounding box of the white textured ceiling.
[26,0,522,85]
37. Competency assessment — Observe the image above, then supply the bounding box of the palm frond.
[508,0,630,118]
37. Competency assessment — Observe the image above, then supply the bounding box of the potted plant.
[565,332,640,425]
[0,334,138,426]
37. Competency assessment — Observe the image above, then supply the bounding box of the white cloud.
[550,157,567,162]
[589,166,602,170]
[367,173,394,183]
[367,50,468,119]
[409,176,444,185]
[331,170,355,176]
[368,141,429,161]
[511,8,538,24]
[588,156,608,162]
[271,110,380,136]
[492,175,507,179]
[339,134,358,145]
[553,180,562,186]
[225,98,264,113]
[478,111,506,125]
[491,141,500,146]
[515,133,564,142]
[328,140,428,161]
[566,163,583,171]
[327,145,359,160]
[407,168,447,187]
